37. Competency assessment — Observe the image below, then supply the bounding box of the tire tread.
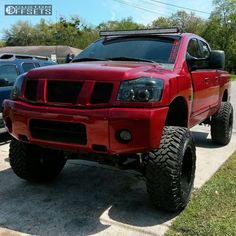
[145,126,196,212]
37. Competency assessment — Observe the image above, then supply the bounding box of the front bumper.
[3,100,168,154]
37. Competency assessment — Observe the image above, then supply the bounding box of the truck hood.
[27,61,174,81]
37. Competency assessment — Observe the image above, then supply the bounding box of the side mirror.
[210,50,225,70]
[186,53,201,71]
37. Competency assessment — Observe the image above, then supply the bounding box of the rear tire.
[211,102,233,145]
[145,126,196,212]
[9,138,66,182]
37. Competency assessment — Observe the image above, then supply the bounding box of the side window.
[0,64,18,87]
[199,40,210,59]
[22,62,35,72]
[187,39,202,58]
[199,40,211,69]
[187,39,210,69]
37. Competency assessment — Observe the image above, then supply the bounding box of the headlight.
[117,77,164,102]
[10,74,26,100]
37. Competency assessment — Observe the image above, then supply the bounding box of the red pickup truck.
[3,28,233,212]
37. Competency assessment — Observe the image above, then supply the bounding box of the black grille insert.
[47,81,83,104]
[90,83,113,104]
[24,80,38,101]
[30,119,87,145]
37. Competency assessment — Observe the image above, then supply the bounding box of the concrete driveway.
[231,81,236,130]
[0,82,236,236]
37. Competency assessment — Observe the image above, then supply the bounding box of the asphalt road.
[0,82,236,236]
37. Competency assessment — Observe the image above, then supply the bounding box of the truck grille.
[24,80,38,101]
[23,80,114,106]
[47,81,83,104]
[90,83,113,104]
[30,119,87,145]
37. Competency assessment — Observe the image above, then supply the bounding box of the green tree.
[3,17,84,47]
[202,0,236,70]
[172,11,205,34]
[76,26,99,49]
[3,21,35,46]
[97,17,144,30]
[201,16,222,49]
[212,0,236,24]
[152,11,205,34]
[48,17,81,46]
[151,17,173,28]
[32,19,54,45]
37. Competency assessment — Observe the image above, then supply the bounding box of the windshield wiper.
[107,56,156,63]
[72,57,108,62]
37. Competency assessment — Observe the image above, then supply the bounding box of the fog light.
[116,129,132,144]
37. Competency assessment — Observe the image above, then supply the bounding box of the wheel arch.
[165,96,189,127]
[222,89,228,102]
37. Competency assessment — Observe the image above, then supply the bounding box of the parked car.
[0,53,56,132]
[3,28,233,212]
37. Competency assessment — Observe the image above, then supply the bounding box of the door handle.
[204,78,209,83]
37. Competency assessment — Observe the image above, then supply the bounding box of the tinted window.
[187,39,211,69]
[75,36,181,68]
[0,64,18,87]
[22,62,35,72]
[187,39,202,58]
[199,40,211,68]
[199,40,210,59]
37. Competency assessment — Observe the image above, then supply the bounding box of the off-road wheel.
[145,126,196,212]
[211,102,233,145]
[9,138,67,182]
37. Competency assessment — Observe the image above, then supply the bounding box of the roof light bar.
[100,27,180,37]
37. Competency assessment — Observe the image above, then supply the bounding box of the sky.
[0,0,213,40]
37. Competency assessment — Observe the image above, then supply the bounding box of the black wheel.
[211,102,233,145]
[9,138,67,182]
[145,126,196,212]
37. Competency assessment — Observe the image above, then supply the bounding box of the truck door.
[198,40,219,108]
[187,39,211,118]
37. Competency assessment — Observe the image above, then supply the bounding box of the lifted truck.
[3,28,233,212]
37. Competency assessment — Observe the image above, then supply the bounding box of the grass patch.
[231,74,236,81]
[166,151,236,236]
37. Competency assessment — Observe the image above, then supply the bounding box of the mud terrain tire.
[9,138,66,182]
[145,126,196,212]
[211,102,233,145]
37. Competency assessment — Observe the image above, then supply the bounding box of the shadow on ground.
[0,129,221,235]
[0,161,176,236]
[0,132,10,146]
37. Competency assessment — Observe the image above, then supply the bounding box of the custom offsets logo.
[5,5,52,16]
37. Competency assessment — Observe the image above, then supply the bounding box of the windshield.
[74,36,181,69]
